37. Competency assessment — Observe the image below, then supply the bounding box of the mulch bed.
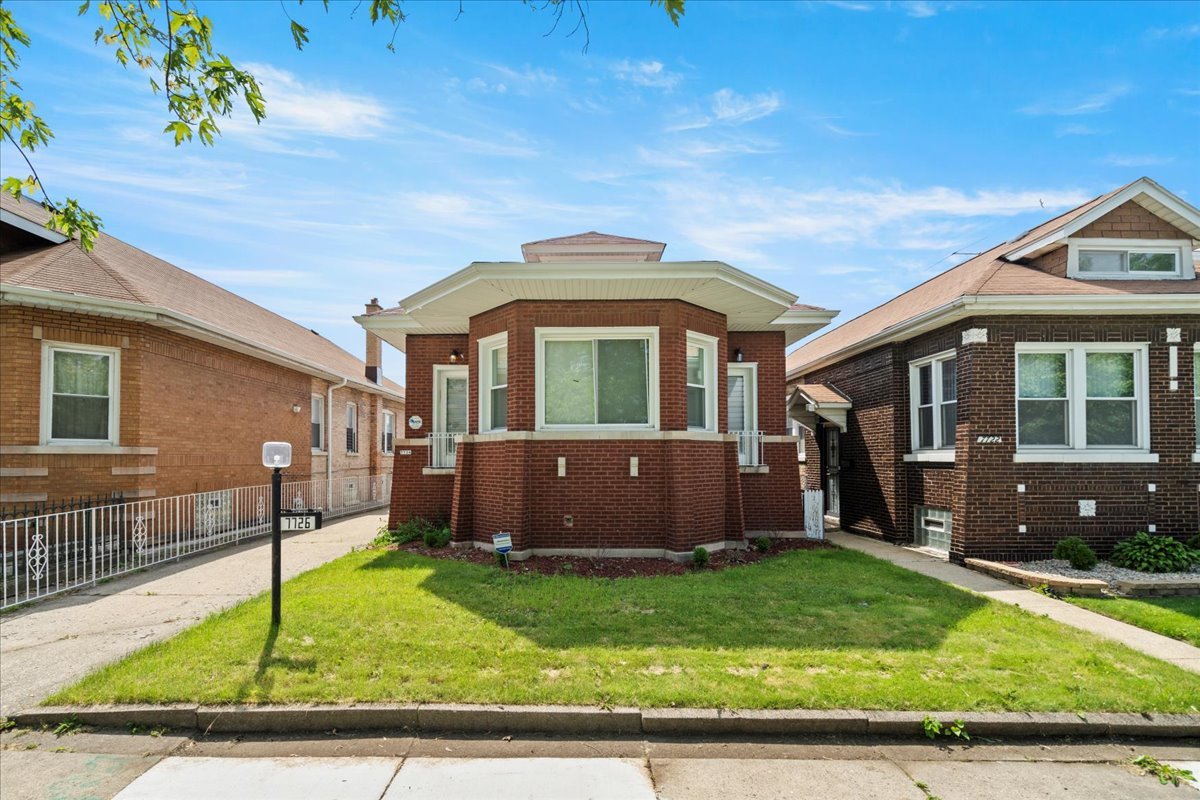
[390,537,831,578]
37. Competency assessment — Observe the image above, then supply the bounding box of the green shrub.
[754,536,771,553]
[1110,532,1194,573]
[1187,533,1200,551]
[692,546,710,569]
[1052,537,1097,570]
[374,517,444,547]
[423,526,452,549]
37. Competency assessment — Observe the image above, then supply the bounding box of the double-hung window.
[41,343,119,444]
[346,402,359,454]
[478,333,508,432]
[687,331,718,431]
[1193,345,1199,458]
[381,410,395,453]
[1016,343,1149,458]
[909,351,956,453]
[311,395,325,451]
[1066,239,1194,280]
[536,327,658,429]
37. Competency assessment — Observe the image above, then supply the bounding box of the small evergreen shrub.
[692,546,710,569]
[1110,532,1194,573]
[1051,537,1097,570]
[1187,533,1200,552]
[373,517,434,546]
[754,536,771,553]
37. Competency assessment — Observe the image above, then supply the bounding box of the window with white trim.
[1066,239,1193,280]
[345,402,359,454]
[687,331,718,431]
[311,395,325,451]
[478,333,508,432]
[790,419,806,461]
[536,327,658,430]
[381,410,395,453]
[1193,345,1199,454]
[1016,343,1148,451]
[909,351,956,452]
[41,343,119,444]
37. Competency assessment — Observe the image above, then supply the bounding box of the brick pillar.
[450,439,473,543]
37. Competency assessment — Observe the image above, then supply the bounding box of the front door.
[825,427,841,517]
[433,366,468,468]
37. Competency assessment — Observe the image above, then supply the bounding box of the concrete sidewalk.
[0,512,385,716]
[828,531,1200,674]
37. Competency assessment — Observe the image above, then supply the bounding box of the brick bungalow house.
[357,232,835,559]
[786,177,1199,562]
[0,194,404,509]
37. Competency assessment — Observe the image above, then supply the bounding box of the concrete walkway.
[828,531,1200,674]
[0,512,385,716]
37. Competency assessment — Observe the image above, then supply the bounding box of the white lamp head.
[261,441,293,469]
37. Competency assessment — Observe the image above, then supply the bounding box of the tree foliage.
[0,0,685,251]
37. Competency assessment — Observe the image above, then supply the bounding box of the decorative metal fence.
[1,474,391,610]
[729,430,764,467]
[0,493,125,522]
[428,433,460,469]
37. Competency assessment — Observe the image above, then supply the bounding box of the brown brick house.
[786,177,1199,561]
[0,194,404,508]
[358,232,835,559]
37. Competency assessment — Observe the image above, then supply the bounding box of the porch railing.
[729,430,764,467]
[428,432,461,469]
[1,473,391,610]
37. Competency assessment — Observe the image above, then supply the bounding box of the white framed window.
[908,351,957,452]
[1066,238,1194,280]
[381,410,395,453]
[534,327,659,430]
[345,402,359,454]
[310,394,325,452]
[1193,344,1199,457]
[478,332,508,432]
[687,331,718,431]
[790,419,806,462]
[1015,343,1150,455]
[40,342,120,445]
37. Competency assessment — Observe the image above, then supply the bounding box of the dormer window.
[1066,238,1193,280]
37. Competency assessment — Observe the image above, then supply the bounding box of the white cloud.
[226,63,389,142]
[1054,123,1101,137]
[1144,24,1200,41]
[712,89,782,124]
[816,265,877,275]
[1100,154,1175,168]
[904,1,938,18]
[817,118,873,137]
[1019,84,1131,116]
[825,1,873,11]
[610,60,682,90]
[195,268,312,286]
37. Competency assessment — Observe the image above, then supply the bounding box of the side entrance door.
[824,426,841,517]
[433,365,468,468]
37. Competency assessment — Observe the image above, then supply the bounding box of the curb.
[10,705,1200,739]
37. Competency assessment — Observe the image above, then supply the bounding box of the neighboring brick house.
[786,177,1200,562]
[358,232,835,559]
[0,194,405,508]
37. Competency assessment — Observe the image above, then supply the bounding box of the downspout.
[326,377,348,509]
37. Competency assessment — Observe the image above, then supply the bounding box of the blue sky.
[4,0,1198,380]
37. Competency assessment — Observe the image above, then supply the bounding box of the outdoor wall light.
[291,403,302,414]
[734,348,744,362]
[449,349,465,363]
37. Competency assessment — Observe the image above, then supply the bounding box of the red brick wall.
[740,441,806,532]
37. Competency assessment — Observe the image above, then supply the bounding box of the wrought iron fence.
[729,430,764,467]
[428,432,460,469]
[1,473,391,609]
[0,493,125,522]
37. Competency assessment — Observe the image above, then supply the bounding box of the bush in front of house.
[754,536,771,553]
[1110,532,1195,573]
[1051,536,1097,571]
[1188,533,1200,552]
[423,525,452,549]
[692,546,710,569]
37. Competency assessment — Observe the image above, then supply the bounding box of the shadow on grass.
[230,623,317,701]
[357,546,989,652]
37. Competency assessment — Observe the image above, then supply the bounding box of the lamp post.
[261,442,292,627]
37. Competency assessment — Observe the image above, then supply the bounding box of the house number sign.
[408,415,423,430]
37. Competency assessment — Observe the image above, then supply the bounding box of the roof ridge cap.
[84,243,153,305]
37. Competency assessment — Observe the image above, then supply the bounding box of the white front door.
[433,366,468,468]
[727,364,758,465]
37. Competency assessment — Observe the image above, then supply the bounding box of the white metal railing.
[730,430,764,467]
[428,432,461,469]
[1,473,391,609]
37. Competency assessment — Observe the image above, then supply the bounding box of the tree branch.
[2,127,56,211]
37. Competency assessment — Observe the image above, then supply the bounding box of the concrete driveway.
[0,512,384,716]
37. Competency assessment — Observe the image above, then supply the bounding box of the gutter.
[326,377,348,509]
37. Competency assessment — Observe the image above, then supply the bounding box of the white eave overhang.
[1003,178,1200,262]
[787,386,851,432]
[787,291,1200,379]
[357,260,837,351]
[0,284,404,402]
[0,208,70,245]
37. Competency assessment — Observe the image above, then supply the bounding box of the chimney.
[364,297,382,383]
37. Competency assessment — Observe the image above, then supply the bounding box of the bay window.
[41,343,119,444]
[478,333,508,432]
[687,331,718,431]
[536,327,658,429]
[1015,343,1149,457]
[908,351,956,452]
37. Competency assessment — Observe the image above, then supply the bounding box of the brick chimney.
[364,298,382,383]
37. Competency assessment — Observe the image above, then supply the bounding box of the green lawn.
[1065,595,1200,648]
[50,547,1200,712]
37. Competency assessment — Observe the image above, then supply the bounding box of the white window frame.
[790,419,806,462]
[433,363,469,434]
[1014,342,1151,461]
[345,401,359,454]
[1066,238,1194,280]
[311,394,325,453]
[1193,343,1199,461]
[381,409,395,454]
[477,331,509,433]
[534,326,660,431]
[726,362,758,433]
[40,341,120,446]
[908,350,957,455]
[687,331,719,432]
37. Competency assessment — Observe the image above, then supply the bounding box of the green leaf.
[77,1,91,16]
[163,120,192,146]
[289,20,309,50]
